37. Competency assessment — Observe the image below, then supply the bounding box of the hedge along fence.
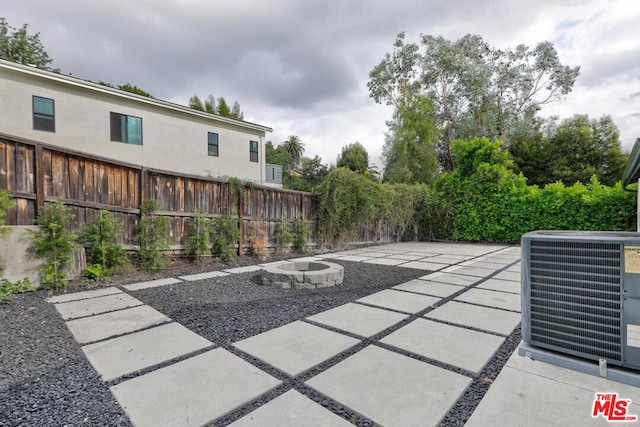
[314,168,433,246]
[434,138,637,243]
[0,134,317,255]
[314,140,636,246]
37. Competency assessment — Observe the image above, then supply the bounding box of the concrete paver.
[357,251,391,258]
[47,287,122,304]
[405,251,439,256]
[443,265,501,277]
[356,289,440,314]
[399,261,448,270]
[234,321,360,376]
[66,305,170,344]
[229,390,353,426]
[82,322,213,382]
[393,279,464,298]
[466,348,640,427]
[455,288,522,312]
[177,271,230,282]
[429,254,472,262]
[223,265,264,274]
[477,278,520,294]
[420,271,480,286]
[54,293,143,320]
[425,301,521,335]
[307,303,408,337]
[110,349,281,427]
[314,253,345,259]
[337,255,373,262]
[492,270,520,282]
[306,345,471,427]
[460,259,512,269]
[362,257,406,266]
[381,318,505,373]
[123,277,182,291]
[385,253,427,261]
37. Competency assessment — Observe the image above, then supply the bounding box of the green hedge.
[314,168,427,245]
[434,138,636,243]
[314,139,636,246]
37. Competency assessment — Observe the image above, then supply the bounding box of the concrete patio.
[46,242,640,426]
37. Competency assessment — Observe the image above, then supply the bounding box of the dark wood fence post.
[34,144,45,217]
[237,184,245,256]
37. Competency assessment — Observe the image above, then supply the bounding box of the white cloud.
[2,0,639,162]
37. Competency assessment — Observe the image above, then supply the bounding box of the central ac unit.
[520,231,640,384]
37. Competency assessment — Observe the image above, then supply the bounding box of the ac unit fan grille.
[528,240,622,362]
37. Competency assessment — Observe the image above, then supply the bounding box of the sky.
[2,0,639,168]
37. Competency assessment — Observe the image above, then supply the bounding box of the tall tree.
[511,114,626,186]
[280,135,305,169]
[0,17,55,71]
[301,155,329,189]
[217,97,231,117]
[549,115,625,186]
[368,32,580,171]
[382,95,439,184]
[337,142,369,174]
[99,81,152,97]
[231,101,244,121]
[189,94,244,120]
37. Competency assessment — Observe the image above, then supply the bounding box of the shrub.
[434,138,636,243]
[0,277,34,301]
[137,200,169,271]
[84,263,104,281]
[29,200,76,289]
[80,210,125,276]
[212,214,239,263]
[0,190,13,236]
[315,168,425,246]
[274,220,294,254]
[293,216,309,253]
[185,211,211,264]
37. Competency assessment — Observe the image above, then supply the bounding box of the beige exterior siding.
[0,60,275,185]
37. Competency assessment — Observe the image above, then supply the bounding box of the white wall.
[0,65,270,184]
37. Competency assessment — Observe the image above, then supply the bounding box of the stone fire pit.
[261,261,344,289]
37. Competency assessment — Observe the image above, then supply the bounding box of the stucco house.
[0,59,282,187]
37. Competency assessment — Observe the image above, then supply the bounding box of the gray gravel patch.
[0,292,130,427]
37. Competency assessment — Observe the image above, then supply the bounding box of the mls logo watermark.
[592,393,638,422]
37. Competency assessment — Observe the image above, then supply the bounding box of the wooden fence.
[0,134,317,253]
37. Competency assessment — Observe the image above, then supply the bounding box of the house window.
[208,132,219,157]
[250,140,259,162]
[33,96,55,132]
[110,112,142,145]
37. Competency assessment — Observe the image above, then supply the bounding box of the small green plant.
[84,263,104,281]
[137,200,169,272]
[228,177,254,214]
[0,190,13,236]
[0,277,34,301]
[212,214,240,263]
[29,200,76,290]
[185,211,211,264]
[80,210,125,276]
[293,216,309,253]
[274,220,294,254]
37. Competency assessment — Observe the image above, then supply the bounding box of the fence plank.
[0,136,330,251]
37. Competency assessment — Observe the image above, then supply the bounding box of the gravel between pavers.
[1,258,521,426]
[0,292,131,427]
